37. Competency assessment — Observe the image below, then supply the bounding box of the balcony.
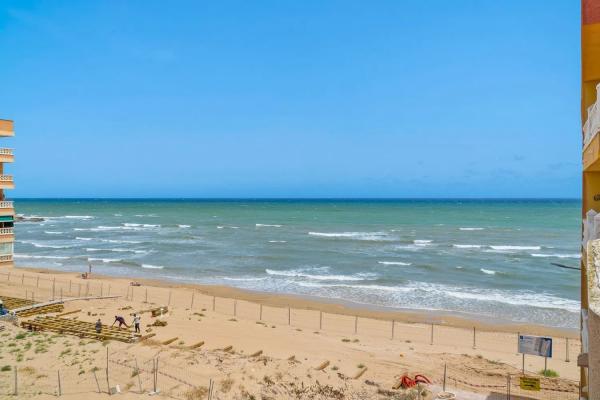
[0,175,15,190]
[0,120,14,137]
[0,149,14,163]
[0,227,14,243]
[0,201,14,217]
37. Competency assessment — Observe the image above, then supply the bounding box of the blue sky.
[0,1,581,198]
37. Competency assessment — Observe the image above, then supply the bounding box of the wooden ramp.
[0,295,64,317]
[21,316,137,343]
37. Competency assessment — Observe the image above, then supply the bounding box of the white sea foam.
[308,231,389,241]
[531,253,581,259]
[489,245,541,251]
[480,268,496,275]
[76,237,93,241]
[100,239,142,244]
[141,264,164,269]
[20,240,71,249]
[223,277,268,282]
[178,224,191,228]
[265,268,376,281]
[413,239,433,246]
[44,231,63,235]
[453,244,483,249]
[459,227,484,231]
[86,248,147,254]
[256,224,282,228]
[14,254,70,260]
[63,215,94,220]
[268,240,287,243]
[89,257,122,263]
[378,261,412,266]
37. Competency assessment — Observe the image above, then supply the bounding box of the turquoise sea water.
[13,199,581,328]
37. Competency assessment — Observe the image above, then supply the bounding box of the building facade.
[0,119,15,267]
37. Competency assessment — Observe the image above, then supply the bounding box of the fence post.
[134,358,142,393]
[212,296,215,311]
[506,374,511,399]
[319,311,323,330]
[93,370,101,393]
[473,327,476,349]
[145,288,148,303]
[566,338,570,362]
[443,363,447,392]
[13,365,17,396]
[101,283,103,297]
[354,316,358,334]
[106,347,110,395]
[131,286,134,301]
[69,280,72,294]
[190,291,194,309]
[517,332,520,354]
[234,300,237,317]
[57,370,62,396]
[259,304,262,321]
[391,320,395,340]
[430,324,434,345]
[288,307,291,325]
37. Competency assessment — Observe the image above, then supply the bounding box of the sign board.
[519,376,541,391]
[518,335,552,358]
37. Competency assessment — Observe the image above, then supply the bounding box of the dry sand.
[0,266,581,399]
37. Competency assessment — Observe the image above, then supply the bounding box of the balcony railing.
[0,175,13,182]
[584,83,600,147]
[0,255,12,262]
[0,201,13,209]
[0,149,13,156]
[0,228,14,235]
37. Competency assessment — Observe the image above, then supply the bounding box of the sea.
[13,199,581,328]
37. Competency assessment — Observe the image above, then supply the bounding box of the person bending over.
[112,315,129,329]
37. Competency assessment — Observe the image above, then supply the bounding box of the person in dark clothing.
[111,315,129,329]
[95,319,102,333]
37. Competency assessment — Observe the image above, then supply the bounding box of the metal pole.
[108,285,111,296]
[60,288,63,301]
[106,347,110,395]
[507,374,510,399]
[69,280,71,294]
[319,311,323,330]
[391,320,395,339]
[544,357,547,375]
[430,323,434,345]
[190,291,194,309]
[36,276,39,288]
[566,338,570,362]
[212,296,215,311]
[145,288,148,303]
[58,370,62,396]
[288,307,291,325]
[101,283,103,297]
[135,358,142,393]
[13,366,17,396]
[21,273,24,285]
[522,354,525,375]
[131,286,134,301]
[517,332,520,354]
[93,371,101,393]
[354,316,358,334]
[52,278,56,300]
[234,300,237,317]
[473,327,476,349]
[78,283,81,297]
[259,304,262,321]
[443,363,447,392]
[168,291,171,307]
[86,282,89,297]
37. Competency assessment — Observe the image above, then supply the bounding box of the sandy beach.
[0,265,581,399]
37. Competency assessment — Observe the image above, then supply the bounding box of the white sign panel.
[518,335,552,358]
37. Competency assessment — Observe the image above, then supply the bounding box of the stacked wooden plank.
[0,295,64,316]
[21,316,137,343]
